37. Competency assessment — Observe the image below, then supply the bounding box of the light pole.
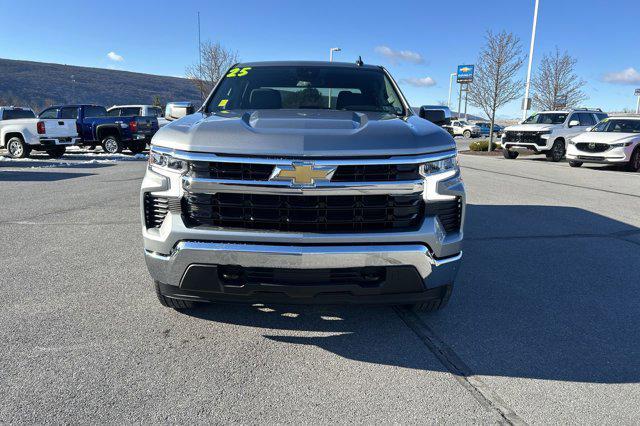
[329,47,341,62]
[328,48,341,107]
[447,73,456,108]
[522,0,540,121]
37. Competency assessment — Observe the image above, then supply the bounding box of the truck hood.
[503,123,557,132]
[152,110,455,157]
[572,132,639,144]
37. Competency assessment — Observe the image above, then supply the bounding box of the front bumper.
[566,144,633,163]
[145,242,461,304]
[142,148,465,304]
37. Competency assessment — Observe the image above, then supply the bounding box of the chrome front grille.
[187,161,422,182]
[149,146,461,235]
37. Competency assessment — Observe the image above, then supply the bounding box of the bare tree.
[531,48,587,110]
[185,41,239,101]
[468,30,525,150]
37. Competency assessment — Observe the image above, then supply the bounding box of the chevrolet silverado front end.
[141,61,465,311]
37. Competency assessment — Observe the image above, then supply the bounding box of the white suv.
[502,109,608,162]
[444,119,481,138]
[567,116,640,171]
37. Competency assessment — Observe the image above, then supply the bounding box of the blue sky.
[1,0,638,118]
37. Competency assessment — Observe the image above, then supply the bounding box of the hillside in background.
[0,58,201,111]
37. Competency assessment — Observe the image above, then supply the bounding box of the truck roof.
[47,104,103,108]
[235,60,381,70]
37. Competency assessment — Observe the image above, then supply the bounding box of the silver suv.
[502,108,608,161]
[141,61,465,312]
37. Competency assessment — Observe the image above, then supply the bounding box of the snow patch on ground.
[0,152,148,170]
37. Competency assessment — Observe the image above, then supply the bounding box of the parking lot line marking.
[395,307,526,425]
[462,165,640,199]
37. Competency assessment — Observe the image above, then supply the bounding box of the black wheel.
[5,136,31,158]
[407,284,453,313]
[46,146,66,159]
[569,160,583,168]
[626,147,640,172]
[101,135,123,154]
[154,281,195,310]
[503,148,519,159]
[463,130,471,138]
[548,140,565,162]
[128,141,146,154]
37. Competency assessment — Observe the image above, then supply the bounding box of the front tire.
[46,146,66,159]
[547,140,565,162]
[569,160,583,168]
[503,148,519,159]
[463,130,471,138]
[6,136,31,158]
[155,281,195,310]
[626,147,640,172]
[407,284,453,312]
[101,135,123,154]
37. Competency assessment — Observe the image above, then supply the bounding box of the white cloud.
[374,46,424,64]
[400,77,436,87]
[602,67,640,85]
[107,51,124,62]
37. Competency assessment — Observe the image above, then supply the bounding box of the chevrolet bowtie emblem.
[270,162,336,186]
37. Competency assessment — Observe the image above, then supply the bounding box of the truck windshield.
[523,113,567,124]
[206,65,406,115]
[591,119,640,133]
[2,109,35,120]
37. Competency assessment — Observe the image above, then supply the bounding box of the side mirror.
[165,102,195,121]
[568,120,580,128]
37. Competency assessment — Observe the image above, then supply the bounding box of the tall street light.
[447,73,456,108]
[329,47,341,62]
[522,0,540,121]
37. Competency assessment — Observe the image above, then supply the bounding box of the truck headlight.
[149,150,187,173]
[420,156,459,177]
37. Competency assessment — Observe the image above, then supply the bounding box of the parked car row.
[418,105,504,138]
[0,102,194,158]
[501,108,640,171]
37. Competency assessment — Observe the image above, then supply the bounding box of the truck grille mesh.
[503,131,546,146]
[182,193,424,233]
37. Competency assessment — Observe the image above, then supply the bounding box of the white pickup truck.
[107,104,169,127]
[0,106,79,158]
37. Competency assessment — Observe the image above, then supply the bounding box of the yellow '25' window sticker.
[226,67,252,78]
[218,99,229,107]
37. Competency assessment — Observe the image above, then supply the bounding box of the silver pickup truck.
[141,61,465,312]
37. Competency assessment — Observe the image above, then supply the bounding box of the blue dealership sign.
[457,65,474,83]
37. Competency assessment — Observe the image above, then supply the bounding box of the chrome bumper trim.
[151,145,457,166]
[182,176,425,195]
[145,242,462,287]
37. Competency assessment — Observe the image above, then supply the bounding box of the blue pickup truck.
[38,104,159,154]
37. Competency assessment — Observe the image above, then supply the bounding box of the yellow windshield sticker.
[218,99,229,107]
[226,67,251,78]
[237,67,251,77]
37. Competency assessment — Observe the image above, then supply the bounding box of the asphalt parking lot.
[1,149,639,423]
